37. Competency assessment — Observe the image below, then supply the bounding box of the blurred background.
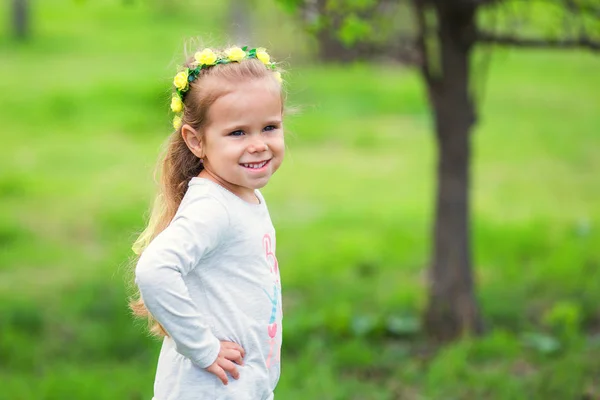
[1,0,599,399]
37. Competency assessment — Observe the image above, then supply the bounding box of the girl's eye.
[229,130,244,137]
[263,125,277,132]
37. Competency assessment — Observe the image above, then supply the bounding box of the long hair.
[130,47,284,337]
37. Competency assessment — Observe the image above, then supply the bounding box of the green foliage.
[338,14,372,46]
[478,0,600,42]
[275,0,415,59]
[276,0,304,14]
[327,0,377,11]
[521,332,562,355]
[543,300,583,341]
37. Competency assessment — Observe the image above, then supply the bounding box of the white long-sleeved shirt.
[135,177,283,400]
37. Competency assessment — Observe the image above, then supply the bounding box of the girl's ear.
[181,124,204,159]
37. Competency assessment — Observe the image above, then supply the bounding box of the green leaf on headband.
[248,48,256,57]
[242,46,248,51]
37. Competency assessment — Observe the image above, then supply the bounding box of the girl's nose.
[248,139,269,153]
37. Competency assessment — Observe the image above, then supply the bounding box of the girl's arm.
[135,195,229,369]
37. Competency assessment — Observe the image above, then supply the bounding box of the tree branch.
[477,31,600,51]
[563,0,600,18]
[412,0,434,83]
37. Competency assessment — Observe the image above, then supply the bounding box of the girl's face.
[198,78,284,203]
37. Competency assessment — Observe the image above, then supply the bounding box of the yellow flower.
[173,115,182,130]
[170,96,183,113]
[226,47,246,62]
[256,48,270,65]
[273,71,282,83]
[195,48,217,66]
[173,70,189,91]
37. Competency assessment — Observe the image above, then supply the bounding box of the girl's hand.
[205,341,246,385]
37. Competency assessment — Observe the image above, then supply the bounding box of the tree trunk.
[12,0,29,40]
[423,4,484,341]
[229,0,252,45]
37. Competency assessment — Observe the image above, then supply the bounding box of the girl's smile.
[240,159,271,170]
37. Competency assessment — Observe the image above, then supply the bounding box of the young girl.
[131,45,285,400]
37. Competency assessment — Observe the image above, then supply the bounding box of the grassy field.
[1,1,600,399]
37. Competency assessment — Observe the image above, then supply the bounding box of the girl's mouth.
[240,159,271,170]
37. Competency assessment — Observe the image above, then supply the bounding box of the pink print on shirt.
[262,233,281,368]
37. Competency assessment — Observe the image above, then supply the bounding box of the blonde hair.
[130,47,285,337]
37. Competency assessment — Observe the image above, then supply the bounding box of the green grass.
[1,1,600,399]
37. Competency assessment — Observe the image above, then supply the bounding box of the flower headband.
[170,46,282,130]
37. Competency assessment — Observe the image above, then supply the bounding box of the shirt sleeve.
[134,194,229,368]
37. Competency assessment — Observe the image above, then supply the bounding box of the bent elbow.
[134,250,161,290]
